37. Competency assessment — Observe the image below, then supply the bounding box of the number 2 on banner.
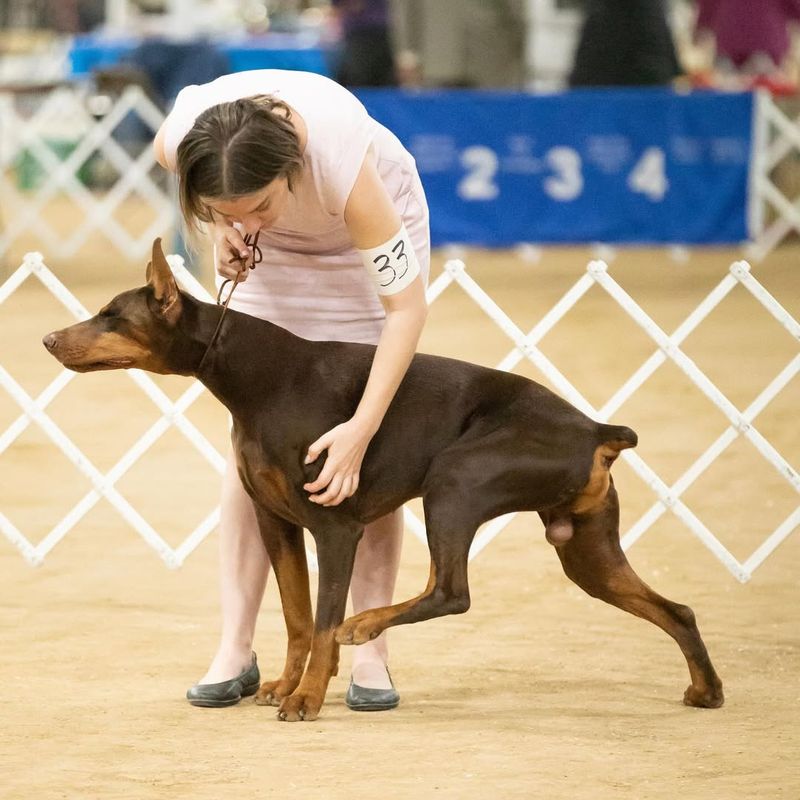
[458,146,499,200]
[628,147,668,201]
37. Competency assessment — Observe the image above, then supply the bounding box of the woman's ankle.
[351,659,392,689]
[197,644,254,684]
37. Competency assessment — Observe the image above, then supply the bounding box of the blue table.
[69,33,333,78]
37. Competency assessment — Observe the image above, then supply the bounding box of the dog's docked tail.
[598,423,638,449]
[544,424,638,544]
[596,424,638,467]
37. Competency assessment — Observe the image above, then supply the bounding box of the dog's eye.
[98,307,117,319]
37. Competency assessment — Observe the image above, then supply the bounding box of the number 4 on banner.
[628,147,669,201]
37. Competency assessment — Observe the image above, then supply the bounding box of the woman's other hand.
[212,222,253,282]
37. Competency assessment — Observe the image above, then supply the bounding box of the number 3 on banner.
[544,147,583,201]
[628,147,668,201]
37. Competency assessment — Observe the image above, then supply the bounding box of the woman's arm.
[341,149,428,436]
[303,151,428,506]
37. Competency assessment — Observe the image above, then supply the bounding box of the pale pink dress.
[163,69,430,345]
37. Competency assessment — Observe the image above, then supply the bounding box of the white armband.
[358,223,420,296]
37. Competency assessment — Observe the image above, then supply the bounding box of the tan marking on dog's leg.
[254,539,313,706]
[251,511,313,708]
[557,485,724,708]
[276,525,360,720]
[278,628,338,722]
[336,563,438,646]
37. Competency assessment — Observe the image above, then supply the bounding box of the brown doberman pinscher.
[42,239,724,721]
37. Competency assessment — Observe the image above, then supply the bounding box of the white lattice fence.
[0,252,797,581]
[0,252,220,568]
[0,84,174,260]
[748,91,800,260]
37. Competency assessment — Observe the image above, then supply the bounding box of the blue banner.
[357,88,754,247]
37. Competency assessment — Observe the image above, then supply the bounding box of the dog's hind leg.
[553,480,724,708]
[251,507,314,708]
[336,489,477,646]
[278,523,363,721]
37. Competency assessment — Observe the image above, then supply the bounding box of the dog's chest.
[251,464,304,523]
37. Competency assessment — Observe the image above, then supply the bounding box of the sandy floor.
[0,242,798,799]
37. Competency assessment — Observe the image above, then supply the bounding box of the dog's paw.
[255,679,295,707]
[277,691,322,722]
[335,614,382,646]
[683,683,724,708]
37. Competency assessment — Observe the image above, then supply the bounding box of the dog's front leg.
[278,523,363,722]
[251,507,313,708]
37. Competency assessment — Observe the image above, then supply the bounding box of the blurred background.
[1,4,799,796]
[1,0,799,91]
[0,0,799,270]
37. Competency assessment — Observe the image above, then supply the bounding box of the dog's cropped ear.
[147,237,181,323]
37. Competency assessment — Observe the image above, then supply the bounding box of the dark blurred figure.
[569,0,682,87]
[0,0,47,28]
[76,0,105,31]
[695,0,800,75]
[45,0,105,32]
[332,0,397,87]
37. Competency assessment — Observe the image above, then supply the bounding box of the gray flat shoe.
[186,652,260,708]
[345,670,400,712]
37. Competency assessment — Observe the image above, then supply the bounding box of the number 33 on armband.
[374,239,409,286]
[358,223,421,296]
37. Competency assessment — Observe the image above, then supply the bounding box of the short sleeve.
[161,84,206,172]
[310,87,379,217]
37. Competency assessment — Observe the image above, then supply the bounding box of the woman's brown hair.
[176,95,304,228]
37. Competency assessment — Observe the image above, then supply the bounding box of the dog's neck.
[183,294,304,416]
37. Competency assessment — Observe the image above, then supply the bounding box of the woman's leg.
[197,450,271,684]
[197,453,402,690]
[348,507,404,690]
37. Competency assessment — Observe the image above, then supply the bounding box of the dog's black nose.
[42,333,57,352]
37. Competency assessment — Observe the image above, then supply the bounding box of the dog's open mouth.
[63,358,135,372]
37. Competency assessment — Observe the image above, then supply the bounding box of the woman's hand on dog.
[303,418,373,506]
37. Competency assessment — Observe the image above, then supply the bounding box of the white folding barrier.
[0,252,220,568]
[749,92,800,260]
[0,252,797,581]
[0,84,173,260]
